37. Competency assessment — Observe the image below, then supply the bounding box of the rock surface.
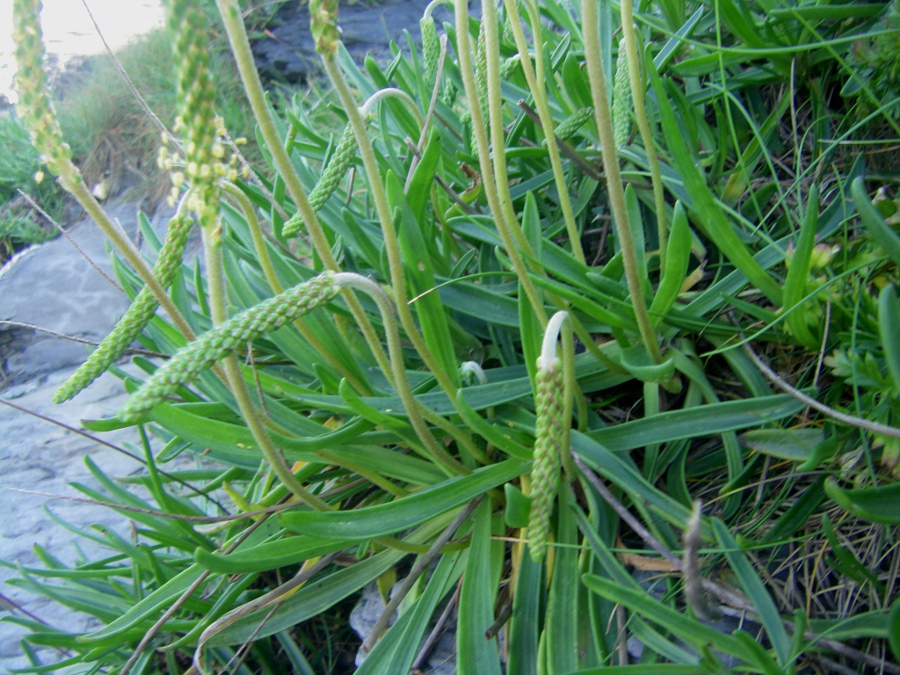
[0,199,187,673]
[252,0,469,84]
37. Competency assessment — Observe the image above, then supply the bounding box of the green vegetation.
[0,0,266,266]
[4,0,900,672]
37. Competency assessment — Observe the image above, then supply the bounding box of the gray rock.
[252,0,471,84]
[350,579,457,674]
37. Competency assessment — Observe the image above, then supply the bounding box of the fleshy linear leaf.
[457,499,502,675]
[280,460,525,540]
[588,394,805,450]
[824,479,900,524]
[712,519,791,668]
[581,575,758,665]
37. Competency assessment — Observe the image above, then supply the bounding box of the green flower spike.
[554,106,594,143]
[527,311,570,563]
[310,0,341,57]
[119,272,340,422]
[474,19,490,131]
[284,122,358,236]
[612,37,632,148]
[167,0,220,230]
[13,0,78,182]
[421,15,440,93]
[54,211,195,403]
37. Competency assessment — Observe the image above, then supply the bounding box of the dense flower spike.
[526,358,566,563]
[612,38,632,148]
[167,0,220,229]
[310,0,341,56]
[421,16,440,94]
[283,123,358,236]
[554,106,594,143]
[13,0,78,181]
[474,20,490,133]
[119,272,340,421]
[54,213,195,403]
[527,311,570,563]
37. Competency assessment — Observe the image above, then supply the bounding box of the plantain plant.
[5,0,900,672]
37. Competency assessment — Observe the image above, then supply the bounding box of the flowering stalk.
[581,0,662,365]
[527,311,570,562]
[554,106,594,143]
[284,123,357,234]
[620,0,668,274]
[455,0,547,327]
[119,272,341,422]
[503,0,585,263]
[612,38,632,148]
[222,182,369,393]
[214,0,393,384]
[55,201,194,403]
[313,0,459,396]
[12,0,193,346]
[420,5,440,93]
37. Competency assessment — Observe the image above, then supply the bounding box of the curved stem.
[222,182,369,392]
[214,0,392,382]
[360,88,425,129]
[334,273,468,476]
[581,0,662,364]
[65,178,195,342]
[620,0,667,275]
[203,219,330,509]
[322,56,461,399]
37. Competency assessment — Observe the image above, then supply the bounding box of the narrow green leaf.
[588,395,805,451]
[194,537,348,575]
[581,575,755,662]
[508,549,542,675]
[824,479,900,524]
[712,519,790,668]
[852,176,900,267]
[280,460,525,540]
[544,490,580,674]
[740,428,825,462]
[457,499,502,675]
[782,186,820,348]
[649,201,692,326]
[81,566,205,642]
[647,59,782,304]
[387,171,459,385]
[878,284,900,393]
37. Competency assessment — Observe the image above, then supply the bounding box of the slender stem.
[334,273,467,476]
[360,88,425,128]
[203,221,330,509]
[620,0,667,275]
[481,0,537,261]
[221,182,368,392]
[64,178,194,341]
[214,0,392,381]
[506,0,585,263]
[743,342,900,439]
[581,0,661,364]
[322,56,460,398]
[455,0,547,327]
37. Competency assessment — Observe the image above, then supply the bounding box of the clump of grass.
[52,25,262,206]
[6,0,900,673]
[0,112,60,263]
